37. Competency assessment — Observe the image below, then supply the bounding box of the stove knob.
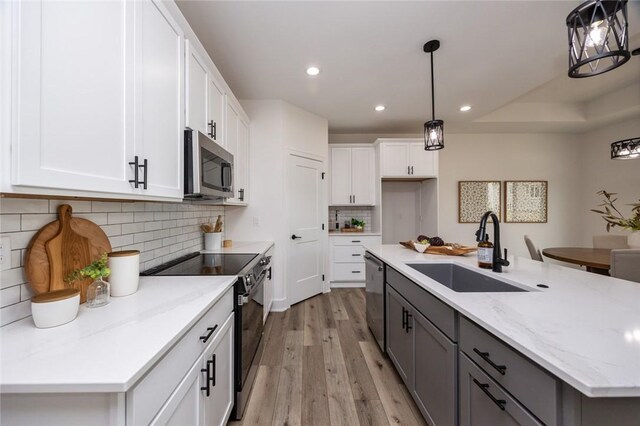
[245,276,251,287]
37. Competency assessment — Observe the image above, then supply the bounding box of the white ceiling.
[177,1,640,134]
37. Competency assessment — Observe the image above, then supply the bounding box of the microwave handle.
[222,162,233,190]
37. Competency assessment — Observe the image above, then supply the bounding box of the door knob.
[291,234,302,240]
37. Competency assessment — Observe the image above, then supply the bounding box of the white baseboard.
[270,297,290,312]
[330,281,365,288]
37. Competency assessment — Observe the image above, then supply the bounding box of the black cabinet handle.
[200,324,218,343]
[351,270,361,274]
[291,234,302,240]
[267,267,272,280]
[210,354,216,387]
[239,188,245,201]
[402,307,407,330]
[200,362,211,396]
[351,240,361,243]
[208,120,217,140]
[129,156,140,188]
[141,158,148,190]
[473,378,506,411]
[352,253,361,257]
[407,166,410,175]
[405,312,412,332]
[411,166,414,175]
[473,348,507,375]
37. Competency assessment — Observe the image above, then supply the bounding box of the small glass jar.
[86,276,110,308]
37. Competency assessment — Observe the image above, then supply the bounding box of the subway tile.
[133,231,156,244]
[49,199,92,213]
[109,234,134,248]
[134,212,154,222]
[0,198,48,214]
[0,215,21,233]
[162,236,178,247]
[162,220,177,229]
[144,202,160,212]
[122,222,145,234]
[92,201,122,213]
[154,212,172,221]
[153,229,170,240]
[20,283,34,302]
[144,239,162,251]
[121,202,146,212]
[154,246,171,258]
[119,243,144,253]
[107,212,134,225]
[75,213,109,225]
[0,300,31,326]
[101,224,122,237]
[11,250,21,268]
[3,231,36,250]
[20,214,57,231]
[144,221,162,232]
[162,203,178,212]
[0,285,21,308]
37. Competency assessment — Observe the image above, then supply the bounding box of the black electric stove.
[140,252,257,276]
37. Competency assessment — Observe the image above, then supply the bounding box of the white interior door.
[288,154,324,306]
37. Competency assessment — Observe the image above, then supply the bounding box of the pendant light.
[566,0,630,78]
[423,40,444,151]
[611,137,640,159]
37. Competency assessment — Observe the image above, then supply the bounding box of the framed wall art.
[458,181,501,223]
[504,181,548,223]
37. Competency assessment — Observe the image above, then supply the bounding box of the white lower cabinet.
[263,246,275,323]
[329,235,381,284]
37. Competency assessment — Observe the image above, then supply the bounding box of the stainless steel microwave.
[184,130,234,199]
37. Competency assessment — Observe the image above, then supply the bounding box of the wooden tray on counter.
[339,228,364,233]
[400,241,477,256]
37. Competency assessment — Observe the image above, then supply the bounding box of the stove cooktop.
[141,252,258,276]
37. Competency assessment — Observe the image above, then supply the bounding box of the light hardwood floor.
[228,289,428,426]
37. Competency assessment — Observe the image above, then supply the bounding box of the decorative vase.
[628,231,640,249]
[86,277,110,308]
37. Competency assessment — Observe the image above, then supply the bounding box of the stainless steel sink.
[406,263,528,293]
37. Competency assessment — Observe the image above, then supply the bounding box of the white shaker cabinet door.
[350,147,375,205]
[134,0,184,199]
[380,143,410,177]
[235,116,250,203]
[202,315,234,426]
[208,76,226,146]
[330,147,352,205]
[185,40,209,136]
[153,354,205,426]
[409,142,438,178]
[12,0,137,194]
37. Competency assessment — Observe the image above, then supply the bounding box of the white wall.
[225,100,328,310]
[578,118,640,246]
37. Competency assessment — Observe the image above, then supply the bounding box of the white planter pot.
[204,232,222,250]
[628,231,640,249]
[108,250,140,297]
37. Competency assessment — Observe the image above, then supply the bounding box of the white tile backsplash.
[0,198,225,326]
[329,206,374,232]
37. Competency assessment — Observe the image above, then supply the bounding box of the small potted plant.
[351,218,365,231]
[66,253,111,308]
[591,190,640,249]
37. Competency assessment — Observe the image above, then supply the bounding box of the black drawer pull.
[352,253,361,256]
[200,324,218,343]
[351,240,361,243]
[402,307,407,330]
[351,270,361,274]
[405,312,412,333]
[473,348,507,375]
[210,354,216,387]
[473,378,506,411]
[201,360,212,397]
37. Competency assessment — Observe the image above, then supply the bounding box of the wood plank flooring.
[228,289,427,426]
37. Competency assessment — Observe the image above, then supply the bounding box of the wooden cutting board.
[400,241,478,256]
[25,204,111,303]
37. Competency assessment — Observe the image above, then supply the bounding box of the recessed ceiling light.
[459,105,472,112]
[375,105,386,112]
[306,66,320,76]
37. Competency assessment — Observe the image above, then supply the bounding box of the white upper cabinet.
[135,0,184,199]
[224,97,250,205]
[208,75,226,146]
[329,146,375,206]
[11,0,136,195]
[379,140,438,178]
[9,0,185,200]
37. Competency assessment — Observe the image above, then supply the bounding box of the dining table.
[542,247,611,275]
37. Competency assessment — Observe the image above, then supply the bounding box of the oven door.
[235,269,266,418]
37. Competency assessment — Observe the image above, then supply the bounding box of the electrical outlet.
[0,236,11,271]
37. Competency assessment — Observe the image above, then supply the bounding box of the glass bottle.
[86,276,110,308]
[477,234,494,269]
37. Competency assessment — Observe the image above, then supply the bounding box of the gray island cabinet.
[382,264,640,426]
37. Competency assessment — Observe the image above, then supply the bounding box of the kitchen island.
[365,243,640,426]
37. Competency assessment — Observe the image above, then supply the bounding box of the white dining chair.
[524,235,543,262]
[593,235,629,249]
[610,250,640,283]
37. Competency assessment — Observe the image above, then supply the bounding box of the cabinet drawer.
[459,353,543,426]
[386,267,456,341]
[333,245,365,263]
[333,263,366,281]
[331,235,379,246]
[459,317,559,426]
[127,286,234,425]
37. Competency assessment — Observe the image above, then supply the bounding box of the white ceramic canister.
[204,232,222,250]
[107,250,140,297]
[31,288,80,328]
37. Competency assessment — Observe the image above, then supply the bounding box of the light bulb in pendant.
[585,21,607,47]
[429,129,438,141]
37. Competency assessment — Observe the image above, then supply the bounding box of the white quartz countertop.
[329,232,381,236]
[200,240,274,254]
[365,244,640,398]
[0,275,236,393]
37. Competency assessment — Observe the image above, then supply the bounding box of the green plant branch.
[65,252,111,283]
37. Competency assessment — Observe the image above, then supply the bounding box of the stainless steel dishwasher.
[365,252,385,352]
